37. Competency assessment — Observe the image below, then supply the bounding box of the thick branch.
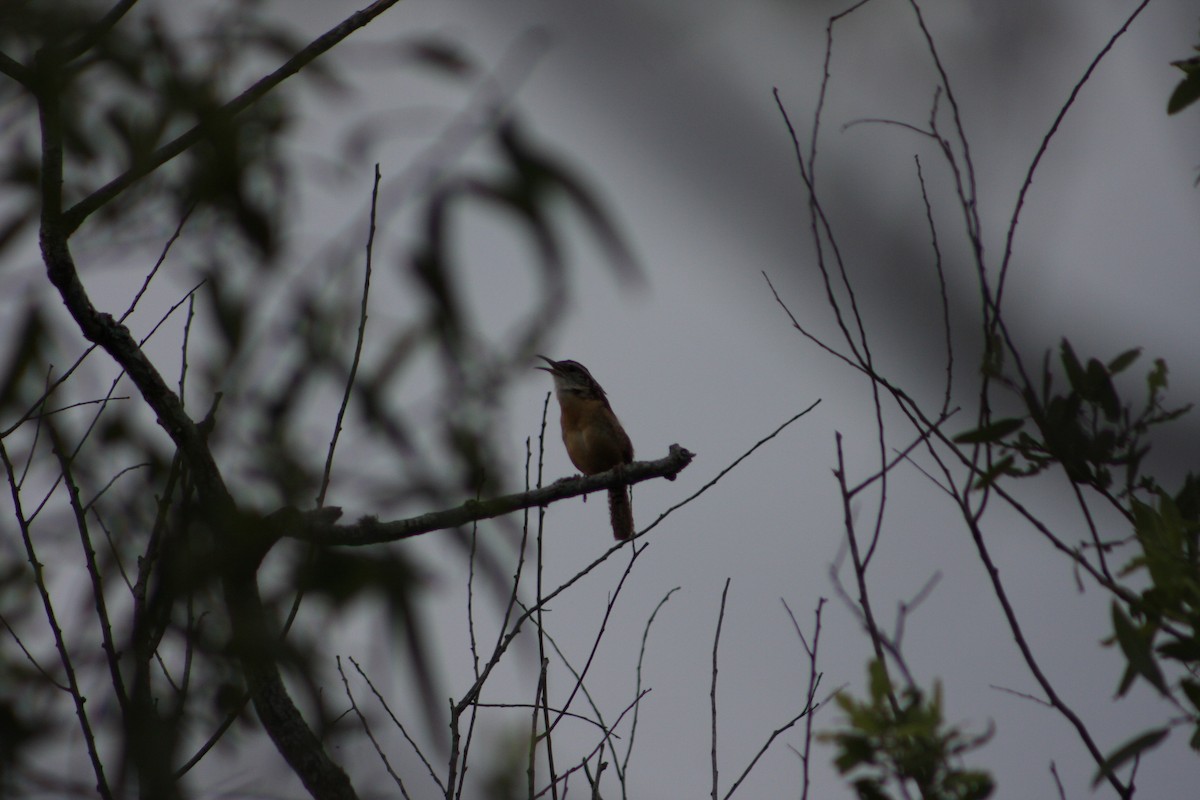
[293,445,695,547]
[36,66,360,800]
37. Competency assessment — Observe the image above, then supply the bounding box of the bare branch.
[336,656,413,800]
[1,441,114,800]
[710,578,731,800]
[997,0,1154,312]
[318,164,381,508]
[297,445,695,546]
[638,406,818,538]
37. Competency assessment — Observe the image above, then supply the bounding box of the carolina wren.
[536,355,635,540]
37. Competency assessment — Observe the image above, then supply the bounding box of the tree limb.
[290,445,695,547]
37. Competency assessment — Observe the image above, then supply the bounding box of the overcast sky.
[16,1,1200,797]
[240,2,1200,798]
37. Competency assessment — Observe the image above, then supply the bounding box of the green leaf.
[972,455,1016,490]
[867,659,892,703]
[852,778,889,800]
[1181,679,1200,713]
[1111,603,1168,696]
[1107,347,1142,375]
[1158,639,1200,663]
[1148,358,1169,394]
[1092,728,1168,786]
[1061,339,1086,394]
[834,734,875,772]
[1085,358,1120,421]
[953,418,1025,444]
[1168,71,1200,115]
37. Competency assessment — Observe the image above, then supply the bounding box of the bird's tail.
[608,486,634,540]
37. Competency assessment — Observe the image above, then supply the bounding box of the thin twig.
[722,707,815,800]
[786,598,826,800]
[637,406,818,538]
[622,586,680,793]
[913,155,954,417]
[51,439,129,716]
[0,610,66,689]
[317,164,380,508]
[532,691,649,800]
[1050,761,1067,800]
[1,441,113,800]
[710,578,731,800]
[546,545,645,738]
[997,0,1154,313]
[347,656,444,795]
[336,656,412,800]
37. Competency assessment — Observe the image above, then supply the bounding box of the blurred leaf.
[0,207,36,259]
[823,662,993,800]
[399,38,476,77]
[1181,679,1200,714]
[0,307,47,413]
[1175,473,1200,521]
[1168,67,1200,115]
[954,418,1024,445]
[1108,347,1142,375]
[852,778,889,800]
[1111,602,1168,696]
[1085,358,1120,421]
[972,455,1016,490]
[1158,639,1200,662]
[1148,358,1169,395]
[867,658,891,703]
[1092,728,1168,786]
[1060,339,1085,394]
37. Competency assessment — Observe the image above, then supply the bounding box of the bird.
[536,355,635,540]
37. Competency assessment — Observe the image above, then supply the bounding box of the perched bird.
[536,355,635,540]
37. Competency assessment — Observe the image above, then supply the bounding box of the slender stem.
[710,578,731,800]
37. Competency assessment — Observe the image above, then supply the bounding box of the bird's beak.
[535,354,559,373]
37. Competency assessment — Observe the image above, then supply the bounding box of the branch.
[1,441,113,800]
[292,445,695,547]
[37,46,361,800]
[711,578,731,800]
[0,49,32,86]
[55,0,140,66]
[61,0,405,233]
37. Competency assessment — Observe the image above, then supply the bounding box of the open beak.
[535,354,560,374]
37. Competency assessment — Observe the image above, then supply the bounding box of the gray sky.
[253,1,1200,798]
[20,0,1198,797]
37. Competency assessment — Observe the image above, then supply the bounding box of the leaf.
[1085,358,1120,421]
[1111,603,1168,696]
[972,455,1016,490]
[1181,679,1200,713]
[1060,339,1086,394]
[867,659,892,703]
[1148,358,1169,394]
[1092,728,1168,786]
[852,778,889,800]
[953,418,1025,445]
[1158,639,1200,662]
[833,734,875,772]
[1168,70,1200,115]
[1107,347,1142,375]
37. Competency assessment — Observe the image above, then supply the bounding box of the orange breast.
[558,396,633,474]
